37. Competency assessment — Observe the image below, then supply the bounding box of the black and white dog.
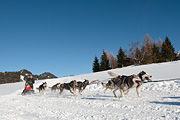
[102,78,119,97]
[102,71,152,99]
[76,79,89,95]
[59,80,78,96]
[37,82,47,94]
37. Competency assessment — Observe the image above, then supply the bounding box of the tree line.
[93,34,178,72]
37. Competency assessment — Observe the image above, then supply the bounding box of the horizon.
[0,0,180,77]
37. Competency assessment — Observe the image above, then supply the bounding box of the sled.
[21,84,34,95]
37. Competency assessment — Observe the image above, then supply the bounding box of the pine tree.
[100,50,110,71]
[152,43,161,63]
[117,47,126,68]
[161,36,176,61]
[92,56,100,72]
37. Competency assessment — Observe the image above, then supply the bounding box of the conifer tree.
[152,43,161,63]
[117,47,126,68]
[92,56,100,72]
[161,36,176,61]
[100,50,110,71]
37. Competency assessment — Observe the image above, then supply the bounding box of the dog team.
[35,71,152,99]
[36,79,90,96]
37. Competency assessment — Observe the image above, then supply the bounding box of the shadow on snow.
[150,101,180,106]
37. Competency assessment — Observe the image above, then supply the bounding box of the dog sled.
[21,84,34,95]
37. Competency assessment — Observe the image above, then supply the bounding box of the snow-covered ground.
[0,61,180,120]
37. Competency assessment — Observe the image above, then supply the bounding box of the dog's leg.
[119,89,124,99]
[60,88,63,95]
[113,88,119,98]
[70,88,76,95]
[81,88,86,95]
[125,89,131,95]
[70,88,77,97]
[79,87,83,95]
[136,86,141,97]
[70,88,74,94]
[104,88,108,94]
[44,89,46,95]
[73,88,77,97]
[79,89,82,95]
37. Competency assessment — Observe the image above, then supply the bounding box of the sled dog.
[76,79,89,95]
[37,82,47,94]
[101,77,120,97]
[49,83,61,93]
[104,71,152,99]
[59,80,78,96]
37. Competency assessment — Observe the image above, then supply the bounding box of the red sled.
[21,84,34,95]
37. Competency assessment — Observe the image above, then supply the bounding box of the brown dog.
[49,83,61,93]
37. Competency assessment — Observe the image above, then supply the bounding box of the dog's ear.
[142,71,146,74]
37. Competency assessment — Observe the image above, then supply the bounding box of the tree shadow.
[81,97,107,101]
[150,101,180,106]
[97,94,114,98]
[81,94,115,101]
[163,97,180,99]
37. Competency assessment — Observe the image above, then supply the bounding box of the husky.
[37,82,47,94]
[76,79,89,95]
[59,80,78,96]
[101,77,120,97]
[49,83,61,93]
[103,71,152,99]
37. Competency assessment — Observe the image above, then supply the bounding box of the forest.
[93,34,179,72]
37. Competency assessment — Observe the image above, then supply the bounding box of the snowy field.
[0,61,180,120]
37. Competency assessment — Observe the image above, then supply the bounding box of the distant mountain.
[0,69,57,84]
[39,72,58,79]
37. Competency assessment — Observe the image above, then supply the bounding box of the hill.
[0,69,57,84]
[0,61,180,120]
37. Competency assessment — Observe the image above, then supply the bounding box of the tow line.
[143,78,180,83]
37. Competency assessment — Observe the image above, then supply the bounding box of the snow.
[0,61,180,120]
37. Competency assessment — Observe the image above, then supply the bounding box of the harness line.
[90,78,180,85]
[142,78,180,83]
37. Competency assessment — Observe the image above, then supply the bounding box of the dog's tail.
[108,71,119,78]
[101,83,106,88]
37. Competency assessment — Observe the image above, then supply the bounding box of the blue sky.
[0,0,180,77]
